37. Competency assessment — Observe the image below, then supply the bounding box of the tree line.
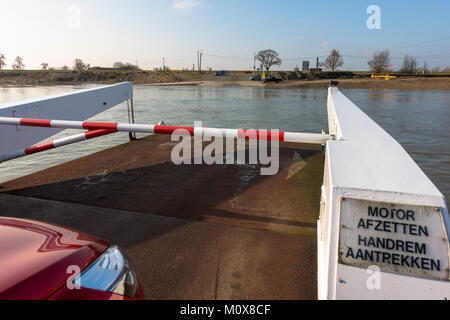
[366,50,448,74]
[0,52,449,74]
[254,49,449,74]
[0,55,140,72]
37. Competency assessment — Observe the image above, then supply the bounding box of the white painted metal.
[284,132,329,144]
[198,128,329,144]
[50,120,84,129]
[0,82,133,156]
[318,87,450,299]
[0,130,115,163]
[117,123,155,133]
[195,127,238,138]
[52,132,89,147]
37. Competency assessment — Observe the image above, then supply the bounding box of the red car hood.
[0,217,109,300]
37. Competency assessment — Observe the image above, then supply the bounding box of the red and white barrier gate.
[0,129,116,162]
[0,117,330,162]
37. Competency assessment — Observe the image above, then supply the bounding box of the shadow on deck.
[0,134,324,299]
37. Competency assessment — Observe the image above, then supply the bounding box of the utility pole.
[316,57,319,75]
[198,50,203,74]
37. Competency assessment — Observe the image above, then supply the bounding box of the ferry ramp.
[0,134,324,299]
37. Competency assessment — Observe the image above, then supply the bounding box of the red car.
[0,217,144,300]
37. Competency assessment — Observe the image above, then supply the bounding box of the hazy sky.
[1,0,450,71]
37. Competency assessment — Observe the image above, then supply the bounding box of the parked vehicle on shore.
[0,217,144,300]
[264,75,283,83]
[215,70,229,76]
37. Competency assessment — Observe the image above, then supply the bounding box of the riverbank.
[0,70,200,86]
[147,77,450,90]
[1,70,450,90]
[273,77,450,90]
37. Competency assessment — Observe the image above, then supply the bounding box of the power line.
[122,49,450,71]
[415,52,450,58]
[392,35,450,50]
[283,56,327,61]
[340,53,450,60]
[203,53,251,60]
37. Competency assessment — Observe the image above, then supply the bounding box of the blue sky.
[1,0,450,70]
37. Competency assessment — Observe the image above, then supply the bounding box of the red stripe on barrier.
[154,125,194,136]
[25,141,55,155]
[237,130,285,142]
[85,129,116,139]
[82,122,118,131]
[20,118,52,127]
[278,131,285,142]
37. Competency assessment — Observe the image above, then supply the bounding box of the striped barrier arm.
[0,129,116,163]
[0,117,330,145]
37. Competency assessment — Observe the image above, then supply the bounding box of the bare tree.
[256,49,282,73]
[41,62,49,70]
[73,58,90,71]
[12,56,25,70]
[113,61,125,69]
[400,54,417,74]
[113,61,139,70]
[431,67,441,74]
[0,54,6,71]
[368,50,391,73]
[324,49,344,71]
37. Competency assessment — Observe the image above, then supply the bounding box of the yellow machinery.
[371,74,397,80]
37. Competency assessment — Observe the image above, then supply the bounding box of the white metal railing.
[0,82,133,156]
[318,86,450,300]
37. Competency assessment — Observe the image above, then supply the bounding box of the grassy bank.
[1,69,450,90]
[0,69,201,86]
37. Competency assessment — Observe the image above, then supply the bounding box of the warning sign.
[339,198,449,280]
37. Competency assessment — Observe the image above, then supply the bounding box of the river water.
[0,85,449,203]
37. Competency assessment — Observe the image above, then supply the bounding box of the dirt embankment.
[274,77,450,90]
[2,70,450,90]
[200,76,450,90]
[0,70,200,86]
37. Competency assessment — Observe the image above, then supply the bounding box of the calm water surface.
[0,85,449,203]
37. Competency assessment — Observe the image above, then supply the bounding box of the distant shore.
[1,70,450,90]
[250,77,450,91]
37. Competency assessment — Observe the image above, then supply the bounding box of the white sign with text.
[339,198,449,281]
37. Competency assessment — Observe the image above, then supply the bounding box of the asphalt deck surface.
[0,134,324,299]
